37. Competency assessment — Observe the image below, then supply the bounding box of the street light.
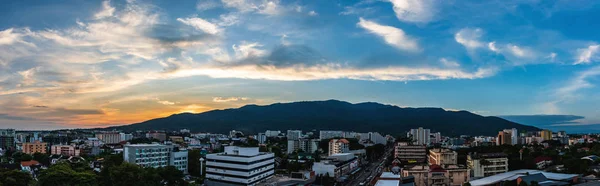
[199,157,205,176]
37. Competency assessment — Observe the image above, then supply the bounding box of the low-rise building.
[467,153,509,178]
[51,145,81,156]
[22,140,47,154]
[328,138,350,156]
[287,138,319,154]
[402,164,469,186]
[123,143,172,168]
[96,132,122,144]
[312,153,359,179]
[205,146,275,186]
[429,148,457,166]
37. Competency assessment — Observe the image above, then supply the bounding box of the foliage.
[11,152,32,163]
[38,163,97,186]
[0,169,32,186]
[32,152,50,166]
[188,149,202,177]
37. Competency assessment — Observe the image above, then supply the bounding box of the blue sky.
[0,0,599,133]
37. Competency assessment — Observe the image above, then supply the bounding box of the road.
[347,147,394,186]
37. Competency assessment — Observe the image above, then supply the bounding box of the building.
[96,132,121,144]
[312,153,359,179]
[265,130,281,137]
[169,136,184,143]
[146,131,167,141]
[468,169,579,186]
[467,153,509,178]
[170,148,189,174]
[509,128,518,145]
[374,172,416,186]
[409,128,431,145]
[328,138,350,156]
[496,131,511,145]
[402,164,469,186]
[0,129,16,150]
[540,130,552,141]
[395,142,427,165]
[229,130,244,138]
[123,144,173,168]
[51,145,81,156]
[432,132,442,144]
[368,132,387,145]
[429,149,457,166]
[120,133,133,142]
[288,138,319,154]
[286,130,302,140]
[205,146,275,186]
[319,130,344,140]
[22,141,47,154]
[257,133,266,144]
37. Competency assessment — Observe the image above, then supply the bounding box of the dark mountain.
[108,100,539,136]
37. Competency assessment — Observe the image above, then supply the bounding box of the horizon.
[1,0,600,133]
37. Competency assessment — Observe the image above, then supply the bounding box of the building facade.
[402,164,469,186]
[328,139,350,156]
[50,145,81,156]
[409,128,431,145]
[467,153,509,178]
[540,130,552,141]
[205,146,275,186]
[429,148,457,166]
[319,130,344,140]
[0,129,16,150]
[96,132,121,144]
[395,142,427,164]
[286,130,302,140]
[288,138,319,154]
[22,141,47,154]
[123,144,173,168]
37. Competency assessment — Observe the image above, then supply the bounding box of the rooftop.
[469,169,578,186]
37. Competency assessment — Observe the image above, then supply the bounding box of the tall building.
[432,132,442,144]
[205,146,275,186]
[257,133,267,144]
[467,153,509,178]
[51,145,81,156]
[123,143,188,173]
[394,142,427,164]
[96,132,121,144]
[120,133,133,142]
[0,129,16,150]
[510,128,518,145]
[368,132,387,145]
[497,131,511,145]
[22,140,47,154]
[328,138,350,156]
[286,130,302,140]
[287,138,319,154]
[409,127,431,145]
[540,130,552,141]
[319,130,344,140]
[428,148,457,166]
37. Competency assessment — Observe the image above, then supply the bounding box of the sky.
[0,0,599,133]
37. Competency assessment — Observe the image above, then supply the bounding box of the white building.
[409,127,431,145]
[432,132,442,144]
[96,132,121,144]
[467,153,509,178]
[328,139,350,156]
[286,130,302,140]
[123,143,188,173]
[205,146,275,186]
[264,130,281,137]
[312,153,359,179]
[368,132,387,145]
[257,133,267,144]
[319,130,344,140]
[287,139,319,154]
[120,133,133,142]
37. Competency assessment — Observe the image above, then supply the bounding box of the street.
[347,146,394,186]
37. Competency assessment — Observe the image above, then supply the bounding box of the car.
[359,182,366,186]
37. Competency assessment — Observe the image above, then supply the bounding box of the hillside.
[108,100,539,136]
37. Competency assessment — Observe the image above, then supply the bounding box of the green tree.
[0,169,32,186]
[32,152,50,166]
[11,152,32,163]
[158,166,184,186]
[188,149,202,177]
[38,163,97,186]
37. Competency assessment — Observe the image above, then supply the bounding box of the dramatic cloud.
[389,0,437,23]
[177,17,221,35]
[499,115,585,125]
[357,18,419,52]
[575,44,599,64]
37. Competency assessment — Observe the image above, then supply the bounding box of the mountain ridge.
[107,100,540,136]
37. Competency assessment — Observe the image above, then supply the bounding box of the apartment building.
[22,140,47,154]
[319,130,344,140]
[409,127,431,145]
[429,148,458,166]
[205,146,275,186]
[96,132,121,144]
[50,145,81,156]
[328,138,350,156]
[467,153,509,178]
[0,129,16,150]
[123,143,189,173]
[287,138,319,154]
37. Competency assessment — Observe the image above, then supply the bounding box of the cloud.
[177,17,221,35]
[439,58,460,68]
[507,44,535,58]
[388,0,437,23]
[0,28,27,46]
[488,42,499,52]
[498,115,585,125]
[357,18,419,52]
[197,0,220,11]
[221,0,282,15]
[232,41,268,59]
[94,1,115,19]
[455,28,484,50]
[574,44,599,64]
[0,113,37,121]
[213,97,249,102]
[308,11,318,16]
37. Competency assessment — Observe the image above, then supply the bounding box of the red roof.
[21,160,40,167]
[338,139,350,144]
[429,164,446,172]
[534,156,553,163]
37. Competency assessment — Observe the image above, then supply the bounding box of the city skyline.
[1,0,600,131]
